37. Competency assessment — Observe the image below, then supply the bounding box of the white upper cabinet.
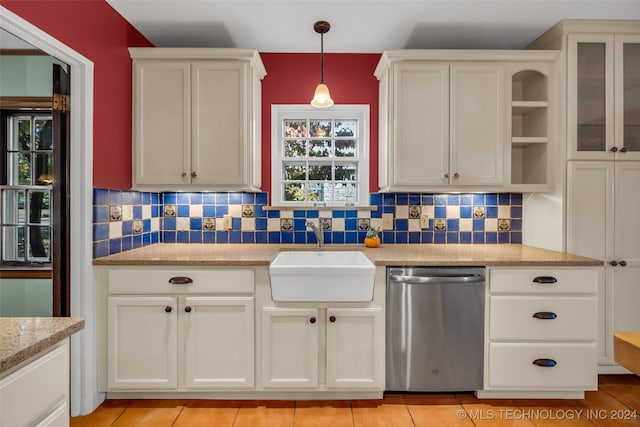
[567,32,640,160]
[375,50,558,192]
[449,63,505,186]
[130,48,266,191]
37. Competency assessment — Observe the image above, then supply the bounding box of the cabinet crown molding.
[128,47,266,79]
[374,50,559,79]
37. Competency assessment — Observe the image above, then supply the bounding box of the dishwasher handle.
[388,274,484,284]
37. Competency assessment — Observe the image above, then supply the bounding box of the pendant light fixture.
[310,20,334,108]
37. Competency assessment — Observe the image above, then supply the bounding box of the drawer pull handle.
[533,358,557,367]
[169,276,193,285]
[533,311,557,320]
[532,276,557,284]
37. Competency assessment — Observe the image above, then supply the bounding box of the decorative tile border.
[93,189,524,258]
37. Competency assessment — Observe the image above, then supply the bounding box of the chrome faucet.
[306,221,324,247]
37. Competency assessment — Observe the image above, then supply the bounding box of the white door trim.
[0,6,99,416]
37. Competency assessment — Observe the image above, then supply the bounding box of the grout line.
[169,400,187,427]
[108,400,132,427]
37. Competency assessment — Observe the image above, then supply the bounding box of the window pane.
[335,120,357,137]
[623,43,640,152]
[334,163,357,181]
[284,183,306,202]
[335,140,356,157]
[309,140,332,157]
[308,164,332,180]
[7,152,32,185]
[34,119,52,150]
[29,191,50,224]
[310,120,331,137]
[307,183,325,202]
[29,225,50,259]
[285,120,307,137]
[2,225,25,260]
[577,43,606,152]
[35,153,53,184]
[283,163,306,180]
[284,139,306,157]
[2,190,26,224]
[17,119,31,151]
[333,182,358,204]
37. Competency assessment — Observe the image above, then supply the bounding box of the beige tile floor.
[71,375,640,426]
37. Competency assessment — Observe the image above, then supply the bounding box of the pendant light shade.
[310,21,334,108]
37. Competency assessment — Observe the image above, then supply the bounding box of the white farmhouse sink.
[269,251,376,302]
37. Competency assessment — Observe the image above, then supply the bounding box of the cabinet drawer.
[489,268,597,294]
[0,341,68,427]
[108,268,254,294]
[488,343,597,389]
[490,296,596,341]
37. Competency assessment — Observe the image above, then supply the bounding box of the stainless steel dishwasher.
[386,267,485,392]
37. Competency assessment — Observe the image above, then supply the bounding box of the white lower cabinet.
[480,267,599,398]
[261,306,384,391]
[108,296,178,389]
[0,340,69,427]
[103,267,255,392]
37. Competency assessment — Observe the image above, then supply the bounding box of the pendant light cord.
[320,32,325,84]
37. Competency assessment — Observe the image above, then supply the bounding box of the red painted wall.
[3,0,153,189]
[3,4,381,193]
[260,53,381,193]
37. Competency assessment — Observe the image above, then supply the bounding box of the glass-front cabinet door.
[569,34,640,160]
[616,35,640,159]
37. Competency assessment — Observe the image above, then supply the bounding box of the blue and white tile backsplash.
[93,189,523,258]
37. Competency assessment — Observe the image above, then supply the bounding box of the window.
[1,113,53,263]
[271,105,369,206]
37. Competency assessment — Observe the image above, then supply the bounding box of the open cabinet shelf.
[511,70,549,186]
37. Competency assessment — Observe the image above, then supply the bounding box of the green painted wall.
[0,278,52,316]
[0,55,67,97]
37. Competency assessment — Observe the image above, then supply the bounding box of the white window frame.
[271,104,370,207]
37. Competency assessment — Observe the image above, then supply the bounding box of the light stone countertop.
[92,243,603,267]
[0,317,85,375]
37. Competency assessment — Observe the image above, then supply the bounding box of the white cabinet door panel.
[133,61,191,185]
[107,296,178,389]
[183,296,254,389]
[261,307,319,389]
[450,64,505,185]
[192,61,247,186]
[392,63,449,187]
[326,308,384,389]
[567,161,614,261]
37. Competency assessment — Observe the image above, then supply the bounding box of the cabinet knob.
[609,260,618,267]
[532,358,557,367]
[184,306,192,313]
[453,172,459,179]
[620,146,628,153]
[443,173,449,179]
[164,306,172,313]
[191,171,198,179]
[309,316,317,324]
[620,260,627,267]
[329,315,336,323]
[610,146,619,152]
[181,172,188,178]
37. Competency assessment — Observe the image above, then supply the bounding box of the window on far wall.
[1,113,53,263]
[271,105,370,207]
